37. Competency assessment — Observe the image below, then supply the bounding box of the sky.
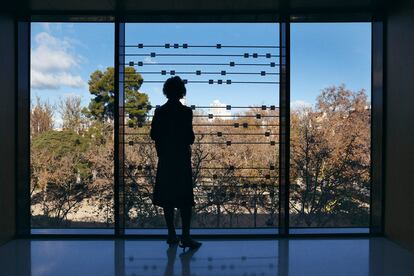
[30,22,371,123]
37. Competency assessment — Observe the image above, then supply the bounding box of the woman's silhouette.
[150,76,202,250]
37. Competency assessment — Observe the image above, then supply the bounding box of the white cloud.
[290,100,312,110]
[144,56,157,64]
[31,31,85,90]
[209,99,231,118]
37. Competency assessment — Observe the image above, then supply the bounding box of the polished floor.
[1,238,414,276]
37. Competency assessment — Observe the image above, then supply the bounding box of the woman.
[150,76,202,250]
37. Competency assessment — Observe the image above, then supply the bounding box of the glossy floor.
[1,238,413,276]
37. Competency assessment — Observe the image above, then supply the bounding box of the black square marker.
[244,53,249,58]
[129,61,134,66]
[183,79,188,84]
[265,131,270,137]
[183,43,188,48]
[173,43,179,48]
[234,123,239,128]
[208,79,214,84]
[243,123,248,128]
[230,62,235,67]
[216,44,222,49]
[226,105,231,110]
[217,79,223,84]
[128,141,134,146]
[138,61,143,66]
[226,80,231,84]
[138,43,143,48]
[165,43,170,48]
[226,141,231,146]
[196,70,201,75]
[161,70,166,75]
[270,62,276,67]
[253,53,258,58]
[221,70,226,75]
[270,165,275,170]
[150,52,156,57]
[191,105,196,110]
[256,114,261,119]
[270,105,276,110]
[217,132,223,137]
[266,53,271,58]
[208,114,213,119]
[261,105,267,110]
[170,70,175,75]
[261,71,266,76]
[270,141,276,145]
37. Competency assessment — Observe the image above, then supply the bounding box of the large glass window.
[289,23,371,230]
[30,23,115,229]
[123,23,280,230]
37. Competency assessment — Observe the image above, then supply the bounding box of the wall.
[385,2,414,252]
[0,15,16,245]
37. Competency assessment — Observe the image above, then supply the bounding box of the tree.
[84,66,149,125]
[290,85,370,227]
[31,96,54,136]
[58,95,84,133]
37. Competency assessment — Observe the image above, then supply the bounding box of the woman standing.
[150,76,202,250]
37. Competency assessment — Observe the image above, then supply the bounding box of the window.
[30,23,115,230]
[289,23,371,231]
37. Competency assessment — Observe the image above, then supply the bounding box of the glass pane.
[289,23,371,229]
[124,23,280,230]
[30,23,114,229]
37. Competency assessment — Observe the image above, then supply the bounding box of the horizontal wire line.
[122,45,280,48]
[123,62,279,66]
[123,53,278,57]
[132,175,276,179]
[122,71,280,75]
[124,124,279,127]
[127,166,275,170]
[121,80,279,84]
[124,141,278,145]
[124,105,279,109]
[124,132,278,136]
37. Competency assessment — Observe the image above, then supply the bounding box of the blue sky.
[31,22,371,123]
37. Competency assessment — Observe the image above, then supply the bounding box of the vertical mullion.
[370,20,384,235]
[114,21,125,236]
[279,22,290,235]
[16,20,31,236]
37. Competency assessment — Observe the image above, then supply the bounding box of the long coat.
[150,99,195,208]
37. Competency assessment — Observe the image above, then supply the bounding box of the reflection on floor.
[1,238,414,276]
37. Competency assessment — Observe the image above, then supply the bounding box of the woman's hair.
[163,76,186,100]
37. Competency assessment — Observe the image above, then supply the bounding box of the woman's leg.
[179,206,192,240]
[163,206,176,238]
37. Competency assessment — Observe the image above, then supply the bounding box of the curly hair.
[163,76,186,100]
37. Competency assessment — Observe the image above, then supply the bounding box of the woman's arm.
[150,108,160,141]
[188,109,195,145]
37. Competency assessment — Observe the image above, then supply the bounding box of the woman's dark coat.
[150,99,195,208]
